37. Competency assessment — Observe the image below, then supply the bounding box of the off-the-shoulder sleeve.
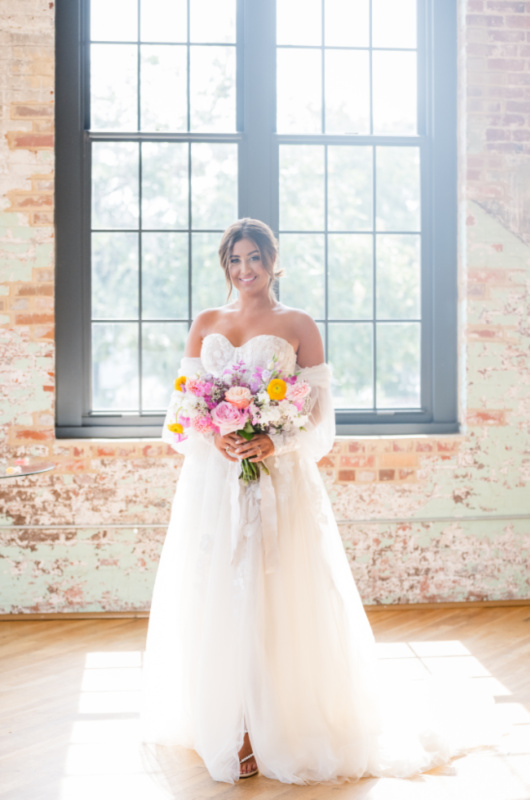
[161,356,211,455]
[270,363,335,463]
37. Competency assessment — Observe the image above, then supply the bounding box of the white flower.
[278,399,299,420]
[179,394,207,419]
[259,405,283,426]
[257,391,270,405]
[294,414,309,429]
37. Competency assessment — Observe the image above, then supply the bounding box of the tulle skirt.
[141,441,496,784]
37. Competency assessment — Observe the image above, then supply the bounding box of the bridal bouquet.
[166,357,311,483]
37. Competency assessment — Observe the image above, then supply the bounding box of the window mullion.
[239,0,276,225]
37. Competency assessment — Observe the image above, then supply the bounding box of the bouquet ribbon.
[229,463,280,574]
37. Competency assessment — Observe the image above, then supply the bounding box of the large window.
[56,0,458,437]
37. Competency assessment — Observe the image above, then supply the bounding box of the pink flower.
[225,385,252,409]
[195,380,213,397]
[191,415,215,434]
[285,381,311,407]
[211,401,248,435]
[186,377,200,395]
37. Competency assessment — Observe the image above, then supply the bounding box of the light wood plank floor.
[1,607,529,800]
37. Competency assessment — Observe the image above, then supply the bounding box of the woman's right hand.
[213,432,242,462]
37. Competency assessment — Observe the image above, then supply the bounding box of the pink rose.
[285,381,311,407]
[225,385,252,409]
[211,401,248,435]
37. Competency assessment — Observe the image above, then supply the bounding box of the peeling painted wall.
[0,1,529,613]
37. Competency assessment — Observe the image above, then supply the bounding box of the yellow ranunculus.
[174,375,186,391]
[267,378,287,401]
[167,422,184,433]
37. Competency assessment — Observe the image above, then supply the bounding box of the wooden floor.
[1,606,529,800]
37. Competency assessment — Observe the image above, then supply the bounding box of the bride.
[141,218,493,784]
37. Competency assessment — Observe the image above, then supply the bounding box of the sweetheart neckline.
[202,332,297,357]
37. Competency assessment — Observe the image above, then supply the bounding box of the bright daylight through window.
[55,0,458,437]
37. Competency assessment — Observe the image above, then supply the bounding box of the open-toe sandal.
[239,752,259,779]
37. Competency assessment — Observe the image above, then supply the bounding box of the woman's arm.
[184,309,215,357]
[294,311,325,368]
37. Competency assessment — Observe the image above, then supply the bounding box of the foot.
[238,731,258,778]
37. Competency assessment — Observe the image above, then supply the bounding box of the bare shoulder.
[279,306,324,368]
[184,307,222,357]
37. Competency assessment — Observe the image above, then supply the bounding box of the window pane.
[91,0,137,41]
[191,232,227,315]
[277,0,321,46]
[279,234,325,319]
[376,146,420,232]
[142,232,188,320]
[329,323,373,408]
[325,0,369,47]
[92,232,138,320]
[328,146,372,231]
[191,143,238,229]
[140,0,187,42]
[142,322,188,411]
[91,45,137,131]
[142,142,188,230]
[92,143,139,230]
[372,51,417,135]
[141,45,187,131]
[372,0,417,49]
[328,234,372,320]
[277,49,322,134]
[376,234,420,320]
[279,145,325,231]
[92,323,138,411]
[325,50,370,135]
[376,322,420,408]
[189,0,236,43]
[189,46,236,132]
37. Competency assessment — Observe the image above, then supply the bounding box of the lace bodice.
[201,333,297,376]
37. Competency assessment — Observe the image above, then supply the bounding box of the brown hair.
[218,218,283,301]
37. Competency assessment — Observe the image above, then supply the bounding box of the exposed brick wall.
[466,0,530,242]
[0,0,529,611]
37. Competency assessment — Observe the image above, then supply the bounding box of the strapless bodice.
[200,333,297,376]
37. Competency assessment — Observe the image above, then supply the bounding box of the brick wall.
[0,0,529,612]
[466,1,530,240]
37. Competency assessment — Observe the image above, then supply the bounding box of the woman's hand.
[213,432,240,462]
[214,432,274,462]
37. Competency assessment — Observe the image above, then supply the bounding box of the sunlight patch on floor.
[55,643,530,800]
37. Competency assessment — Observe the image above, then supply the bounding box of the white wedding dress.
[141,333,495,785]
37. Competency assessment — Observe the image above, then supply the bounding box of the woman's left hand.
[229,432,274,463]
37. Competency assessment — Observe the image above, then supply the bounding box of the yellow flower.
[267,378,287,401]
[174,375,186,391]
[167,422,184,434]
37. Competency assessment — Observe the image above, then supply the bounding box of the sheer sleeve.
[269,363,335,463]
[161,356,213,455]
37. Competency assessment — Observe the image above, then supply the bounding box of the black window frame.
[56,0,458,438]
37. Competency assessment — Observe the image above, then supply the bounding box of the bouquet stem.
[238,422,270,484]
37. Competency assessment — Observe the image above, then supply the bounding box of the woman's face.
[228,237,269,295]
